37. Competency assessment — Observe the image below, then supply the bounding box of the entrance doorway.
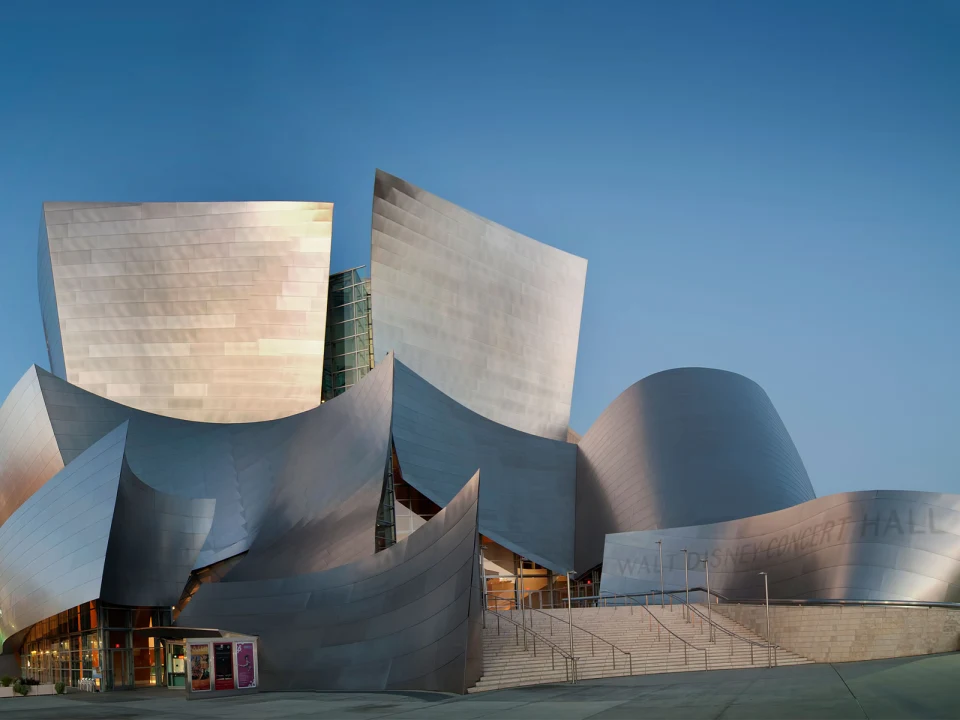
[166,643,186,688]
[107,649,132,690]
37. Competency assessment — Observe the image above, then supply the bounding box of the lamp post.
[700,557,713,642]
[759,571,771,667]
[518,560,526,649]
[566,570,576,683]
[656,539,664,611]
[682,548,689,622]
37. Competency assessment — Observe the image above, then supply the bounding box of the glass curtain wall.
[19,603,172,690]
[322,267,374,401]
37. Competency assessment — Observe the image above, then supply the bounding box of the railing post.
[629,653,633,676]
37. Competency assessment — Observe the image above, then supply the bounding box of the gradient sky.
[0,1,957,497]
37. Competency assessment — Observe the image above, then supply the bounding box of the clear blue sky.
[0,1,957,497]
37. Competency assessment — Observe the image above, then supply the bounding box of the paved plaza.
[0,653,956,719]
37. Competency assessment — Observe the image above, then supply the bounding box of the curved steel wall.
[177,470,483,693]
[0,366,64,528]
[22,358,393,569]
[601,490,960,602]
[393,359,576,572]
[39,201,332,423]
[0,423,214,652]
[371,170,587,441]
[576,368,815,572]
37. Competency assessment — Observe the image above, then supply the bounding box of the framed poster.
[236,642,256,689]
[214,642,235,691]
[190,643,211,691]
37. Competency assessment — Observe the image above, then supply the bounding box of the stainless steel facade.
[600,490,960,603]
[392,358,576,572]
[18,358,392,570]
[177,470,482,693]
[371,170,587,441]
[576,368,816,572]
[0,366,64,528]
[39,201,333,423]
[0,423,214,652]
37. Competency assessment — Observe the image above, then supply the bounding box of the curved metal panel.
[100,458,216,607]
[576,368,816,571]
[392,358,576,572]
[601,490,960,602]
[37,218,66,379]
[0,423,125,651]
[31,357,394,570]
[176,470,482,693]
[0,366,64,528]
[371,169,587,441]
[225,354,395,580]
[39,201,332,423]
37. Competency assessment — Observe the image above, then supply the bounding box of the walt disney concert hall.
[0,170,956,694]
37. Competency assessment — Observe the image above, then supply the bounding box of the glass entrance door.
[166,643,186,688]
[107,649,132,690]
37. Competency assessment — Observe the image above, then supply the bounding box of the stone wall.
[714,603,960,663]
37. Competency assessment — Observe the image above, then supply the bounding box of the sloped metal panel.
[176,471,483,693]
[0,366,64,528]
[576,368,816,572]
[601,490,960,602]
[392,359,575,572]
[371,170,587,441]
[225,354,395,580]
[39,201,332,423]
[0,423,126,651]
[100,457,216,607]
[31,357,394,570]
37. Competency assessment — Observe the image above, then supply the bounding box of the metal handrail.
[488,596,632,674]
[483,606,579,687]
[599,592,708,671]
[668,593,768,649]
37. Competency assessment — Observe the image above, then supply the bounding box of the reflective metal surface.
[39,201,333,423]
[371,170,587,441]
[0,366,64,528]
[601,490,960,602]
[393,358,576,572]
[26,358,392,570]
[576,368,816,571]
[0,423,214,652]
[177,470,482,693]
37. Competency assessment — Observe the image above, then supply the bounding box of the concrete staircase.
[470,603,812,692]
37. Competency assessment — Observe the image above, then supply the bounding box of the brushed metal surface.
[371,170,587,441]
[576,368,816,572]
[39,201,333,423]
[392,357,576,572]
[177,470,482,693]
[0,366,64,528]
[25,357,393,570]
[0,422,214,652]
[601,490,960,602]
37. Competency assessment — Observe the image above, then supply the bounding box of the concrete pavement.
[0,653,956,718]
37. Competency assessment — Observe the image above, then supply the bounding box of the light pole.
[700,557,713,642]
[682,548,689,622]
[656,539,664,611]
[480,542,486,628]
[566,570,576,682]
[518,560,526,649]
[759,571,771,667]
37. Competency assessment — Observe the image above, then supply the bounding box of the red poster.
[214,642,234,691]
[190,644,211,691]
[236,642,256,689]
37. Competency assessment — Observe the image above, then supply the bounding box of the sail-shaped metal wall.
[38,201,333,423]
[576,368,816,572]
[0,358,393,570]
[392,358,576,572]
[177,470,483,693]
[0,423,214,653]
[371,170,587,441]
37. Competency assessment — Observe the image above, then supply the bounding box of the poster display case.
[184,636,258,699]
